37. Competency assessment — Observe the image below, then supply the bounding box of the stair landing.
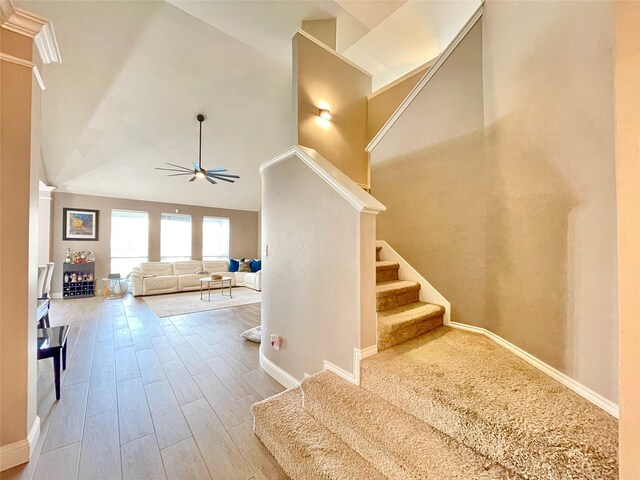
[360,327,619,480]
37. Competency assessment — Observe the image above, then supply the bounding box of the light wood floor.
[2,295,287,480]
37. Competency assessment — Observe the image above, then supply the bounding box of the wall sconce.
[318,108,331,120]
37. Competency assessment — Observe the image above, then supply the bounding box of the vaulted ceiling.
[20,0,478,211]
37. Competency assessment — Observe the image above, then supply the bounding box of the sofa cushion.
[173,260,203,276]
[177,273,203,290]
[239,260,252,273]
[203,260,230,273]
[143,275,178,292]
[140,262,174,276]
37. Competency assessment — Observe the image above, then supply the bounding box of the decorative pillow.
[239,259,252,273]
[240,325,261,343]
[250,258,261,272]
[229,258,241,272]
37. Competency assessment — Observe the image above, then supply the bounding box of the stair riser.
[376,267,398,283]
[376,288,419,311]
[378,314,444,351]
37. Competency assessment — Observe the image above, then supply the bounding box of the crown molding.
[1,1,47,37]
[1,0,61,64]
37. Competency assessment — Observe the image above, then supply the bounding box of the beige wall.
[482,0,617,402]
[0,26,39,460]
[615,1,640,477]
[371,21,486,329]
[51,193,259,295]
[367,64,429,143]
[371,1,619,403]
[294,32,371,187]
[301,19,336,50]
[261,155,376,380]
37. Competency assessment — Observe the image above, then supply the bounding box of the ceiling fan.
[156,114,240,185]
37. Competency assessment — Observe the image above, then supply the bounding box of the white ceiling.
[21,0,477,211]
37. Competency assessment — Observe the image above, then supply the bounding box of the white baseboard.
[323,345,377,386]
[259,351,300,389]
[449,322,619,418]
[0,416,40,471]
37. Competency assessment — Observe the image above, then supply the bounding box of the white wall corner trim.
[377,240,451,324]
[0,415,40,472]
[260,145,386,215]
[259,350,300,389]
[366,2,484,153]
[34,22,62,64]
[449,322,619,418]
[32,65,45,91]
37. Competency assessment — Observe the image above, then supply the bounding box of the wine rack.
[62,262,95,299]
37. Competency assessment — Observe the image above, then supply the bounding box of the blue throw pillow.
[250,258,261,272]
[229,258,240,272]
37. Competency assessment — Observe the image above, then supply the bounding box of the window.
[203,217,230,260]
[110,210,149,275]
[161,213,192,262]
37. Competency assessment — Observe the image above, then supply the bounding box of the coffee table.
[200,276,232,301]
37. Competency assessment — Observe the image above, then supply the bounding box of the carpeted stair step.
[301,371,515,480]
[252,388,386,480]
[377,301,444,350]
[376,245,382,261]
[360,327,619,480]
[376,280,420,312]
[376,261,399,283]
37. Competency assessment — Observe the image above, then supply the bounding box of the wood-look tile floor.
[2,295,287,480]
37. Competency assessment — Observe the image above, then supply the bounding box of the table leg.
[229,280,232,298]
[62,341,67,370]
[208,282,211,301]
[53,353,61,401]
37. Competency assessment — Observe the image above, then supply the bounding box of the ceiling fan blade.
[206,168,227,173]
[166,173,194,176]
[189,176,197,182]
[207,175,234,183]
[208,173,240,179]
[156,167,193,173]
[164,162,193,171]
[205,176,217,185]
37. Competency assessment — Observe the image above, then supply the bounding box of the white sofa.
[130,260,261,297]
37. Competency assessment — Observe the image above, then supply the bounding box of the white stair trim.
[366,2,484,153]
[449,322,619,418]
[260,145,386,215]
[323,345,378,386]
[377,240,451,324]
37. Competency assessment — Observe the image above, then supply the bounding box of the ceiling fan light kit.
[156,114,240,186]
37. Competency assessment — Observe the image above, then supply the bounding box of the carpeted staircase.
[252,244,619,479]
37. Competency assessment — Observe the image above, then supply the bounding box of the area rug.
[142,287,261,317]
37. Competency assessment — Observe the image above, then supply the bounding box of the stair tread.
[377,301,444,326]
[375,280,419,295]
[301,371,513,480]
[252,388,386,480]
[361,327,618,479]
[375,260,399,270]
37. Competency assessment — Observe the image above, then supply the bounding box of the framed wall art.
[63,208,99,241]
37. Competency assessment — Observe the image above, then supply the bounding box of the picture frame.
[62,208,99,241]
